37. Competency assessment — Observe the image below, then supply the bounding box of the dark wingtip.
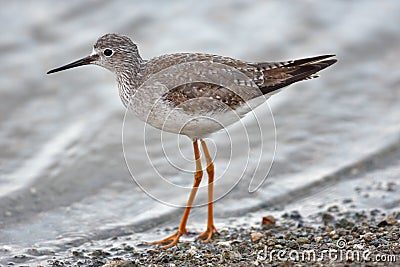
[258,55,337,95]
[317,58,338,70]
[291,54,337,66]
[314,54,337,60]
[323,55,337,64]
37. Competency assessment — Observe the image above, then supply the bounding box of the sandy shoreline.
[43,142,400,267]
[42,207,399,267]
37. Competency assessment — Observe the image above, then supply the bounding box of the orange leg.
[196,139,218,242]
[151,139,203,249]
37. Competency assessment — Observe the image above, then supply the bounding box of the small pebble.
[363,232,374,242]
[296,237,310,244]
[187,246,197,256]
[261,215,276,227]
[266,239,276,246]
[250,232,264,242]
[353,244,364,249]
[217,241,231,247]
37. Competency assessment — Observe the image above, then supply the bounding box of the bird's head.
[47,33,141,75]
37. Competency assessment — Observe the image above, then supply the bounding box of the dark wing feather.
[163,82,246,113]
[155,54,336,114]
[252,55,337,95]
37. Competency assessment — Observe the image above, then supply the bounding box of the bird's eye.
[104,49,113,57]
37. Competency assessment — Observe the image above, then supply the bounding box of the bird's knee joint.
[206,163,214,173]
[195,170,203,181]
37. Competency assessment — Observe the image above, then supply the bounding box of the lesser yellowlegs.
[47,33,337,248]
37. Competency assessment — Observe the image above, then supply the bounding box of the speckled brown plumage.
[141,53,336,112]
[48,33,337,137]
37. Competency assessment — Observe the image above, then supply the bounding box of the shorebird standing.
[47,33,336,248]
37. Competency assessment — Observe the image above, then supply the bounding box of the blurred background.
[1,0,400,265]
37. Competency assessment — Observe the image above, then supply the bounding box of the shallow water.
[1,0,400,265]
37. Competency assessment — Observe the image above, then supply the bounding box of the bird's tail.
[253,55,337,95]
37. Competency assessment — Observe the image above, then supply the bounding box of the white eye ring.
[104,49,113,57]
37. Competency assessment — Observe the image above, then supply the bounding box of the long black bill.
[47,54,98,74]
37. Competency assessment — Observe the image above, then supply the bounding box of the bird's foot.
[151,228,188,249]
[196,224,218,243]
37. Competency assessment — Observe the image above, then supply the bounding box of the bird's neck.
[115,58,143,109]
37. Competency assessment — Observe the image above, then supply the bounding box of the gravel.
[41,208,400,267]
